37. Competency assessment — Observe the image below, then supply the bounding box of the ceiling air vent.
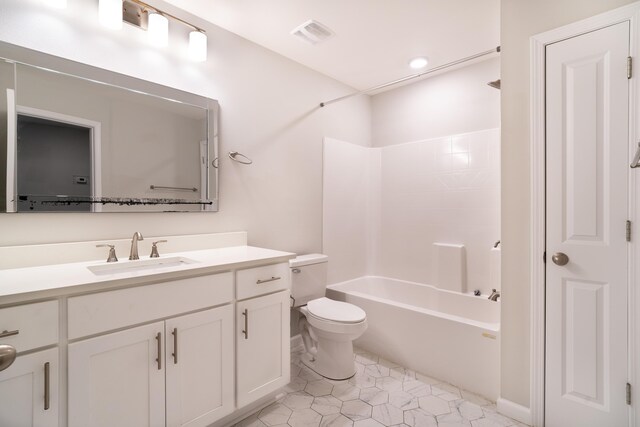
[291,20,334,45]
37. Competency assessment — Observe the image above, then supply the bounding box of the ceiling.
[164,0,500,91]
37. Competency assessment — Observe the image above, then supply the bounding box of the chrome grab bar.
[150,185,198,192]
[256,276,281,285]
[631,141,640,168]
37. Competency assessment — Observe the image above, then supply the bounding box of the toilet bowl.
[297,297,367,379]
[290,255,367,380]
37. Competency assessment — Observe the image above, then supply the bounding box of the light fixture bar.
[126,0,205,33]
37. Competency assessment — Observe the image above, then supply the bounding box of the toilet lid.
[307,297,366,323]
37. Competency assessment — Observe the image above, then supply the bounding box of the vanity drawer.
[236,263,290,300]
[68,272,233,340]
[0,300,59,352]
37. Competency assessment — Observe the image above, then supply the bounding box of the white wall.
[500,0,637,408]
[371,58,500,147]
[0,0,371,254]
[322,138,380,284]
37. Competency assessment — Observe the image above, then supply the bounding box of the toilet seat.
[306,297,366,323]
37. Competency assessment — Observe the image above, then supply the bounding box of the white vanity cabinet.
[0,300,60,427]
[236,263,291,408]
[0,243,296,427]
[68,273,235,427]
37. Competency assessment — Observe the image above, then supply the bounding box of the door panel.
[68,322,165,427]
[545,21,629,427]
[165,306,234,427]
[236,291,290,408]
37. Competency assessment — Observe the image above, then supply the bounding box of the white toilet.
[290,254,367,380]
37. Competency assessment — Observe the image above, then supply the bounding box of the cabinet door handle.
[44,362,50,411]
[242,309,248,339]
[256,276,281,284]
[0,329,19,339]
[172,328,178,364]
[155,332,162,370]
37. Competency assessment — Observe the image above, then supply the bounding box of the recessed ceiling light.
[409,57,429,70]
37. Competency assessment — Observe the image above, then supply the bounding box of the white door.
[165,306,235,427]
[0,348,58,427]
[545,21,630,427]
[237,290,290,408]
[68,322,165,427]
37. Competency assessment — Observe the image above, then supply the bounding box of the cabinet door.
[237,290,290,408]
[0,347,58,427]
[68,322,165,427]
[166,305,234,427]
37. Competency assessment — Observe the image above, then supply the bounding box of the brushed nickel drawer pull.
[0,329,19,339]
[256,276,281,284]
[44,362,50,410]
[172,328,178,364]
[242,309,248,339]
[155,332,162,370]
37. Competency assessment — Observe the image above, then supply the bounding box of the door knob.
[552,252,569,266]
[0,344,17,371]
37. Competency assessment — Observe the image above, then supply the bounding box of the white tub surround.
[327,276,500,400]
[323,129,501,296]
[433,243,467,293]
[0,232,295,427]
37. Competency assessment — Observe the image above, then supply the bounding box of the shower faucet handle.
[96,244,118,263]
[150,240,168,258]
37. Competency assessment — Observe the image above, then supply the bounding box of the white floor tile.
[238,347,527,427]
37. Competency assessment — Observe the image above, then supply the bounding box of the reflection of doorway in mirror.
[13,107,102,212]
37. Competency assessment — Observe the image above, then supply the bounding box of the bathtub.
[326,276,500,400]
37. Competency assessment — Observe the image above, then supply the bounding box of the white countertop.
[0,245,295,305]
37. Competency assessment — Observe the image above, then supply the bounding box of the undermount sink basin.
[88,256,198,276]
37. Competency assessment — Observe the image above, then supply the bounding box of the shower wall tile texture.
[323,128,500,295]
[378,128,500,295]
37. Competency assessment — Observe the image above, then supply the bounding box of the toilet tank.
[290,254,328,307]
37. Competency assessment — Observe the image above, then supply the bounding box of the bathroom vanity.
[0,236,294,427]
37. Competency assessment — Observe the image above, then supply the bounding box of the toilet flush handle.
[292,268,301,274]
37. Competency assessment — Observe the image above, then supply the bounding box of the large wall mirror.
[0,42,219,213]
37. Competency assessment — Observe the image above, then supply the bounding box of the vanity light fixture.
[100,0,208,61]
[409,56,429,70]
[148,12,169,47]
[189,31,208,62]
[99,0,123,30]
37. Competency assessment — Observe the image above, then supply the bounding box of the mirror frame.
[0,41,219,213]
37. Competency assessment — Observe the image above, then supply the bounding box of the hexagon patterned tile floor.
[234,346,529,427]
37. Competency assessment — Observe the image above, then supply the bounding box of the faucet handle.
[150,240,168,258]
[96,244,118,263]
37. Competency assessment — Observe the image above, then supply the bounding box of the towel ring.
[228,151,252,165]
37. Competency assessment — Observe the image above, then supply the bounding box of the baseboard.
[497,397,532,426]
[291,334,303,351]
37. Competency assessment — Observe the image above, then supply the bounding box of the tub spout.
[488,289,500,301]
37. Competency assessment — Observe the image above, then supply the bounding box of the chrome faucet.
[129,232,144,260]
[488,289,500,301]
